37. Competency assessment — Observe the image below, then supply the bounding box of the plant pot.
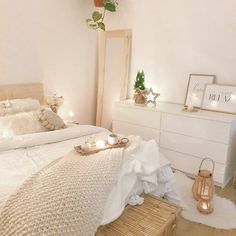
[94,0,104,7]
[133,89,147,105]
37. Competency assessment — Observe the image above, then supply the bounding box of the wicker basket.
[96,194,181,236]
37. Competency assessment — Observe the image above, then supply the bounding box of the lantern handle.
[199,158,215,176]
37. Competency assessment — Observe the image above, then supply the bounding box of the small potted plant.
[133,71,148,105]
[87,0,118,31]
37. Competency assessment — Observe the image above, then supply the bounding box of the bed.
[0,83,179,235]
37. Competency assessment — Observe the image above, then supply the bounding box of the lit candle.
[96,140,105,148]
[211,101,218,107]
[202,202,208,210]
[5,100,11,108]
[187,101,194,111]
[69,111,74,118]
[69,111,75,122]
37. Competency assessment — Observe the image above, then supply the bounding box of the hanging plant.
[86,0,118,31]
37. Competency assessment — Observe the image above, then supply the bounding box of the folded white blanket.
[101,136,161,225]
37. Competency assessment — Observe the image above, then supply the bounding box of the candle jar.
[96,140,105,149]
[187,103,194,111]
[197,199,213,214]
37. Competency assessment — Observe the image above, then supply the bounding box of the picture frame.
[201,84,236,114]
[185,74,216,108]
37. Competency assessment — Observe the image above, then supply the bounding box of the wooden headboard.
[0,83,44,104]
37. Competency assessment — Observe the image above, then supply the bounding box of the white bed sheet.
[0,125,105,205]
[0,125,177,225]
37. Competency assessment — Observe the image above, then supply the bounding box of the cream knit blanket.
[0,148,123,236]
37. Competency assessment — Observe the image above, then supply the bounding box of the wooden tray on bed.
[74,139,129,156]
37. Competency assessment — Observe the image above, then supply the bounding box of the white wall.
[1,1,236,123]
[0,0,98,124]
[106,0,236,104]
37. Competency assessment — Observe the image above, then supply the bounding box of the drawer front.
[160,132,228,164]
[113,106,161,129]
[113,120,160,143]
[161,113,230,144]
[160,148,225,185]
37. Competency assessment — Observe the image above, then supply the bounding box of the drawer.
[160,148,225,186]
[160,132,228,164]
[161,113,230,144]
[113,106,161,129]
[112,120,160,143]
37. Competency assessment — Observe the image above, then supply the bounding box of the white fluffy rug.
[175,171,236,229]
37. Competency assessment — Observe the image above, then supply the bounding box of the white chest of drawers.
[112,100,236,188]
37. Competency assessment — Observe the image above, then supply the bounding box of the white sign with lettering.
[201,84,236,114]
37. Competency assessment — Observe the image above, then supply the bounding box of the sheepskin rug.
[175,171,236,229]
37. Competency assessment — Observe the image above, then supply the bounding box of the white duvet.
[0,124,179,225]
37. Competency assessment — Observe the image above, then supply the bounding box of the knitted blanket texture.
[0,148,123,236]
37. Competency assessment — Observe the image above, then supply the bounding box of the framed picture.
[201,84,236,114]
[185,74,216,107]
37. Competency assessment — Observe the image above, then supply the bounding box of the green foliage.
[97,22,105,31]
[92,11,102,22]
[134,71,146,90]
[86,0,118,31]
[104,1,117,12]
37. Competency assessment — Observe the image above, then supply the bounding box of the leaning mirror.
[96,29,132,130]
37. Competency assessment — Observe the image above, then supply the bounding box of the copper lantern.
[192,158,215,214]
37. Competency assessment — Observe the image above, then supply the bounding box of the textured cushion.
[0,112,47,137]
[38,109,65,131]
[0,99,40,117]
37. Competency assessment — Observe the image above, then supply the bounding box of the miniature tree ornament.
[133,71,148,104]
[134,71,146,90]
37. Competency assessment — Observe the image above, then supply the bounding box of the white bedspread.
[0,125,178,225]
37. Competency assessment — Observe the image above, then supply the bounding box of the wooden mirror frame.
[96,29,132,126]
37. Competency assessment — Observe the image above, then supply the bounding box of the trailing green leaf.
[86,19,93,23]
[92,11,102,22]
[90,23,98,29]
[86,19,98,29]
[98,22,105,31]
[104,2,116,12]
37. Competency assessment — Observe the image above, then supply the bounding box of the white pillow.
[0,111,47,137]
[0,98,41,117]
[38,109,65,131]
